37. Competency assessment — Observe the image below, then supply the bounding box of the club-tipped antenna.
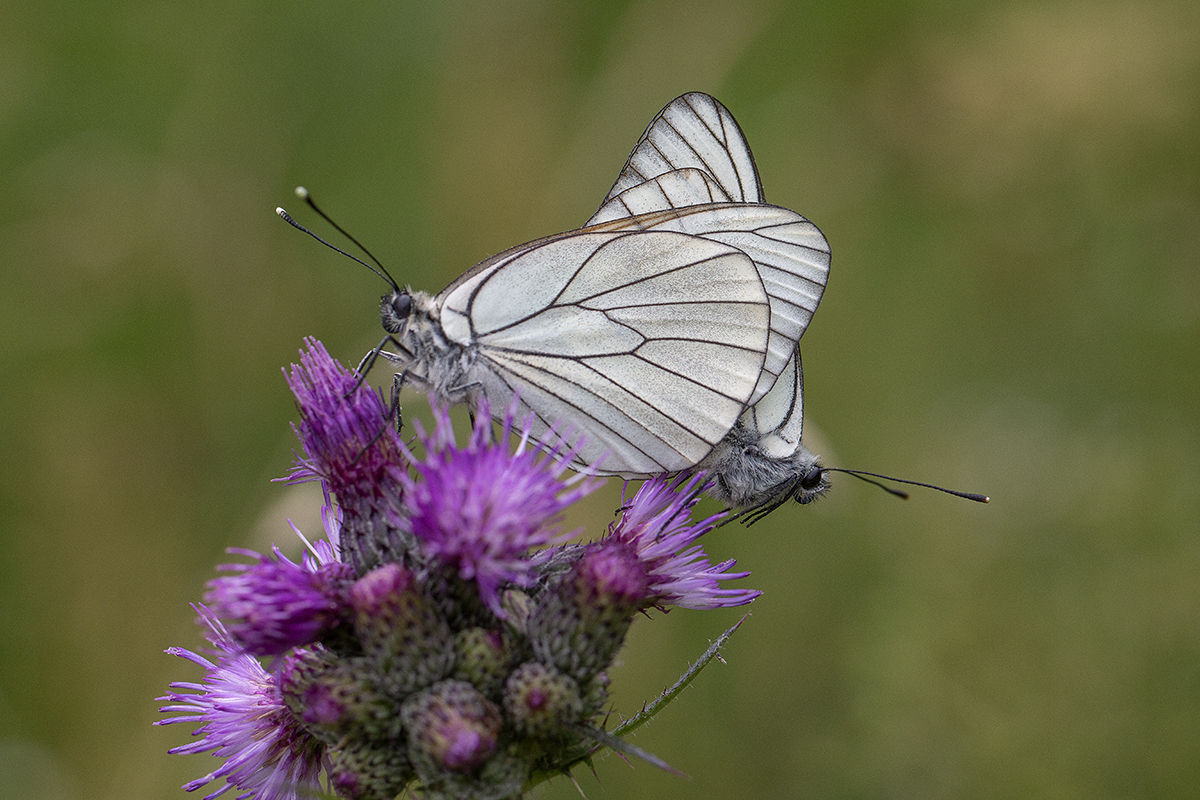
[292,186,400,289]
[824,468,989,503]
[276,205,399,291]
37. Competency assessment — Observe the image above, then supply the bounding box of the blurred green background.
[3,0,1198,798]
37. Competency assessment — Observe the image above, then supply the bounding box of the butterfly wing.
[586,200,827,406]
[739,345,805,458]
[584,93,830,406]
[437,229,772,476]
[595,91,765,208]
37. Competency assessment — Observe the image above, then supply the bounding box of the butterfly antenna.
[293,186,401,289]
[276,206,399,290]
[823,468,989,503]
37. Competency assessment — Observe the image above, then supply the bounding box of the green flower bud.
[453,627,517,699]
[503,661,583,738]
[350,562,456,698]
[582,671,611,719]
[328,740,413,800]
[500,588,533,634]
[527,543,646,682]
[279,650,399,743]
[402,680,503,778]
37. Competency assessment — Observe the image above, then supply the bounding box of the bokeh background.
[3,1,1199,798]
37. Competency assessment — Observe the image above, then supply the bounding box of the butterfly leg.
[348,370,408,466]
[350,334,408,396]
[389,371,406,434]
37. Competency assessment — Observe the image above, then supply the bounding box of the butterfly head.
[380,289,413,334]
[738,460,830,525]
[790,460,830,505]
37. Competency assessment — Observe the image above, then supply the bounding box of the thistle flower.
[161,339,761,799]
[204,547,356,656]
[156,606,326,800]
[400,399,600,617]
[283,337,409,573]
[204,490,354,656]
[606,471,762,610]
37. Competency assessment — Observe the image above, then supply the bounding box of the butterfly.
[367,93,833,515]
[286,93,833,515]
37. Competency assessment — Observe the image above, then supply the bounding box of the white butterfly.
[376,93,832,512]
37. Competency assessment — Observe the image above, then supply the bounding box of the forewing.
[594,92,764,217]
[438,230,771,477]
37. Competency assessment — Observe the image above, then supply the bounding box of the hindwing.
[583,93,830,406]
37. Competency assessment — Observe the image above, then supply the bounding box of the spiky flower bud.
[581,672,611,718]
[453,627,516,699]
[503,661,583,738]
[328,740,414,800]
[278,649,400,743]
[350,562,456,699]
[528,542,647,683]
[500,589,534,634]
[402,680,503,776]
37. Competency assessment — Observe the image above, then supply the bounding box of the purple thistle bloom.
[282,338,409,573]
[157,606,326,799]
[575,541,650,607]
[400,399,601,617]
[205,493,354,656]
[205,547,355,656]
[607,472,761,610]
[283,338,404,492]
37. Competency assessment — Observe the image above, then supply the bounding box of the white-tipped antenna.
[276,186,400,291]
[824,468,989,503]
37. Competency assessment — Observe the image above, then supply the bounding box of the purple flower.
[606,473,761,609]
[575,541,650,607]
[283,338,405,492]
[205,493,354,656]
[282,338,409,573]
[400,399,601,617]
[161,336,768,796]
[157,606,326,799]
[205,547,355,656]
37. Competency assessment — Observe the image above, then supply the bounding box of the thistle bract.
[159,339,760,799]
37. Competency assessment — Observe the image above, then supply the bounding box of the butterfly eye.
[792,464,827,505]
[380,291,412,333]
[800,466,824,491]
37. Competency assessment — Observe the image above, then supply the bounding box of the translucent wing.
[587,168,731,224]
[583,93,830,406]
[436,230,772,476]
[586,202,828,406]
[739,345,805,458]
[595,92,764,208]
